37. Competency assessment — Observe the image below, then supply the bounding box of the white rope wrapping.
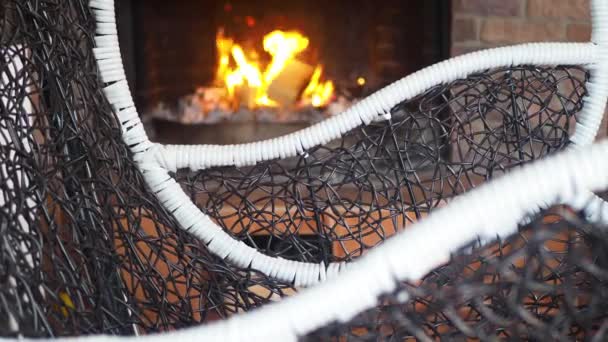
[11,138,608,342]
[566,0,608,222]
[90,0,608,287]
[572,0,608,146]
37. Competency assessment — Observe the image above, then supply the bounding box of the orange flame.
[302,66,334,108]
[215,29,333,109]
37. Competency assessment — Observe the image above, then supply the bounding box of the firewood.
[236,84,258,110]
[267,59,314,107]
[195,86,226,103]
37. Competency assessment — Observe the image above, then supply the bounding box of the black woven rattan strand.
[304,208,608,341]
[1,0,606,340]
[179,64,586,264]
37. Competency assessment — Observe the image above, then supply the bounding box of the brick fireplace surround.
[451,0,608,137]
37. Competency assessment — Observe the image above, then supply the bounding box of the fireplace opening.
[117,0,451,144]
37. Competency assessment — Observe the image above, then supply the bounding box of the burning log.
[237,84,258,109]
[267,59,314,107]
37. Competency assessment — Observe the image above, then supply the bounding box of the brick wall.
[451,0,607,138]
[451,0,591,55]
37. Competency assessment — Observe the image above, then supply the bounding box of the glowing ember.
[214,28,334,109]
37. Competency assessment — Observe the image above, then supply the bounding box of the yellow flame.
[225,70,244,98]
[231,45,262,88]
[214,29,333,109]
[314,80,334,107]
[303,66,334,107]
[262,30,309,86]
[303,66,322,98]
[216,29,233,84]
[257,95,279,107]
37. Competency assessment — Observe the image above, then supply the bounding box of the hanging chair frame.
[0,0,607,340]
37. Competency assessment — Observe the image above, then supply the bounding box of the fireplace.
[117,0,451,144]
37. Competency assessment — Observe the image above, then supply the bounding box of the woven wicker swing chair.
[1,0,608,340]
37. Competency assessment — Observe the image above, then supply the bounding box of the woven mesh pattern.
[0,0,244,335]
[0,0,602,339]
[180,65,586,263]
[305,210,608,341]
